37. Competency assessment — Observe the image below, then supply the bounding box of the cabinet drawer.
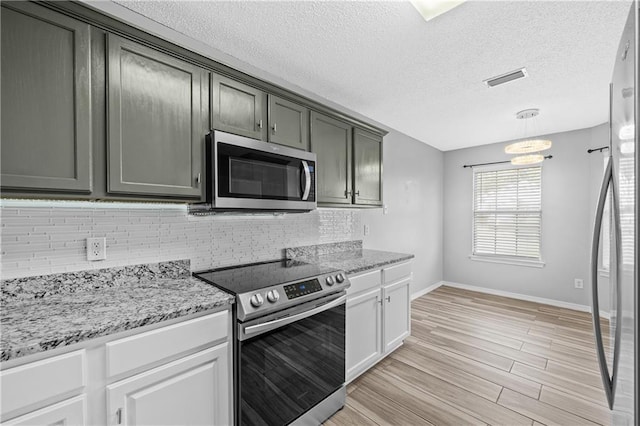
[347,269,381,295]
[106,311,228,378]
[383,261,412,284]
[3,395,86,426]
[1,350,85,418]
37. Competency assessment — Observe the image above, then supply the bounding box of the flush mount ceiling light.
[506,109,553,165]
[410,0,466,22]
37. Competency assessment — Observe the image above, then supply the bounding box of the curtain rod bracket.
[587,146,609,154]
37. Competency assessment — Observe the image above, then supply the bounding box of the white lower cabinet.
[346,261,412,383]
[3,395,86,426]
[383,277,411,353]
[0,309,231,425]
[0,350,86,423]
[346,288,382,380]
[107,343,229,426]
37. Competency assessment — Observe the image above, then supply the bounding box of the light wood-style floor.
[326,286,611,426]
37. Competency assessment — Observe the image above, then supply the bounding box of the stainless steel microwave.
[198,130,317,212]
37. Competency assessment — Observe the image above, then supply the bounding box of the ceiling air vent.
[483,68,528,88]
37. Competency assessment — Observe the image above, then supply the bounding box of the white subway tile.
[0,205,361,279]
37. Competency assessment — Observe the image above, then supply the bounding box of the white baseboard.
[442,281,598,314]
[411,281,444,301]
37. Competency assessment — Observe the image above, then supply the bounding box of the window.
[473,166,542,260]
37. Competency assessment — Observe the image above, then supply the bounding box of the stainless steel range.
[193,260,350,425]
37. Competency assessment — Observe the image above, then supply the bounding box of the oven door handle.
[240,294,347,340]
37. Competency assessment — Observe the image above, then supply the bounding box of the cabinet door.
[268,95,309,150]
[310,112,352,204]
[107,344,230,426]
[383,277,411,354]
[3,396,85,426]
[107,34,204,198]
[1,2,91,193]
[346,288,382,383]
[353,128,383,206]
[211,73,266,140]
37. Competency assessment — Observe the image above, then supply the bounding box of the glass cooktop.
[193,259,340,295]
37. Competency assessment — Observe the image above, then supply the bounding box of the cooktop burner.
[193,259,340,295]
[193,259,349,321]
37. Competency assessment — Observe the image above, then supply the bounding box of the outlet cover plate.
[574,278,584,289]
[87,237,106,261]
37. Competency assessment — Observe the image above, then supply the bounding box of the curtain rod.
[587,146,609,153]
[463,155,553,168]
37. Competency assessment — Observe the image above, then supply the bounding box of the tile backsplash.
[0,201,362,280]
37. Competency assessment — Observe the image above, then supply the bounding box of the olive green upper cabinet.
[1,2,92,193]
[310,112,352,204]
[210,74,267,140]
[353,128,383,206]
[107,34,206,199]
[268,95,309,151]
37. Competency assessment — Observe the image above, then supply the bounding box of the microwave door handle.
[301,160,311,201]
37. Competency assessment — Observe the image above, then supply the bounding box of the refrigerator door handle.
[610,154,623,412]
[590,155,620,410]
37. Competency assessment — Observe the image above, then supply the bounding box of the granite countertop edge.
[1,249,413,362]
[1,272,235,363]
[340,252,415,275]
[1,299,234,362]
[293,248,415,275]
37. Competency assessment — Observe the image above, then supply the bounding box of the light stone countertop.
[286,241,414,275]
[1,242,412,363]
[0,261,234,362]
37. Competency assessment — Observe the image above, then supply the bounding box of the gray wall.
[361,129,444,295]
[443,124,608,306]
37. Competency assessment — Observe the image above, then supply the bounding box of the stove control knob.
[266,289,280,303]
[250,293,264,308]
[325,276,335,286]
[336,273,346,283]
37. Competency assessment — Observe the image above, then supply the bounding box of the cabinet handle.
[386,296,391,303]
[355,190,360,196]
[116,408,122,424]
[195,173,201,187]
[376,296,382,305]
[258,119,263,129]
[272,122,277,133]
[345,190,352,197]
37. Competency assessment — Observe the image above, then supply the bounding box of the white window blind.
[473,166,542,259]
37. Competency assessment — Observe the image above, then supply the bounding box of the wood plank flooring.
[326,286,610,426]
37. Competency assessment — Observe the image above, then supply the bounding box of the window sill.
[469,255,545,268]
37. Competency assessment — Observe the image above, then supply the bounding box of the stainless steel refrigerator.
[591,2,638,424]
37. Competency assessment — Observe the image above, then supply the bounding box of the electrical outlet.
[383,204,389,215]
[574,278,584,289]
[364,224,370,236]
[87,237,106,261]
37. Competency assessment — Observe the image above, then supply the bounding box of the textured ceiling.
[111,0,632,151]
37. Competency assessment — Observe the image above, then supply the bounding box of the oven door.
[237,292,346,426]
[211,131,316,211]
